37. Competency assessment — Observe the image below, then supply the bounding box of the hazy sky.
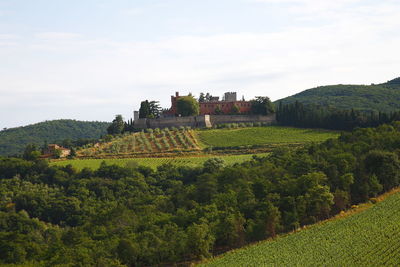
[1,0,400,129]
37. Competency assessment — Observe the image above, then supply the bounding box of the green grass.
[51,153,269,170]
[201,191,400,267]
[196,126,339,148]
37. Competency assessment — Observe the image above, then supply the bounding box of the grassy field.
[196,126,339,148]
[201,190,400,267]
[51,153,269,170]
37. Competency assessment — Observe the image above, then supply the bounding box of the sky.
[1,0,400,129]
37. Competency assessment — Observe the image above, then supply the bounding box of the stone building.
[132,91,276,130]
[164,91,252,116]
[43,144,71,158]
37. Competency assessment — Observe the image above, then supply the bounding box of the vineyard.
[196,126,339,148]
[75,126,338,158]
[201,190,400,267]
[78,127,199,157]
[52,153,269,170]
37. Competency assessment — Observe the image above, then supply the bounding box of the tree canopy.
[107,115,125,135]
[275,78,400,113]
[139,100,162,118]
[251,96,275,115]
[0,120,110,156]
[176,96,200,116]
[2,122,400,265]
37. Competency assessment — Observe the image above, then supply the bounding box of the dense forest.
[276,77,400,113]
[276,101,400,130]
[0,120,110,156]
[2,122,400,266]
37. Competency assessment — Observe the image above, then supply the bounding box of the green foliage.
[250,96,275,115]
[187,222,215,259]
[22,144,40,161]
[107,115,125,135]
[202,191,400,266]
[139,100,162,119]
[276,100,400,130]
[52,153,269,170]
[176,96,200,116]
[139,100,150,118]
[197,126,338,148]
[276,78,400,113]
[0,120,109,156]
[214,105,223,115]
[3,122,400,265]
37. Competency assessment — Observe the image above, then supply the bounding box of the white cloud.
[34,32,82,40]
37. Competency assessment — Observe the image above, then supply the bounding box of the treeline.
[2,122,400,265]
[276,101,400,130]
[0,120,110,156]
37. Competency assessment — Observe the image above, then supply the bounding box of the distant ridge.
[386,77,400,86]
[276,77,400,112]
[0,119,110,156]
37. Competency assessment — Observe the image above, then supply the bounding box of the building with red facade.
[164,92,252,116]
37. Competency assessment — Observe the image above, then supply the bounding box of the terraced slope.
[79,128,199,156]
[201,190,400,267]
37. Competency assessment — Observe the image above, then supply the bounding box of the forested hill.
[276,77,400,112]
[0,120,110,156]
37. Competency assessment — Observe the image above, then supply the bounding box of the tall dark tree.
[139,100,151,119]
[107,115,125,135]
[148,101,162,118]
[139,100,161,118]
[199,93,206,102]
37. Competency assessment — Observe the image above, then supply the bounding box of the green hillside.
[201,190,400,267]
[0,120,110,156]
[72,126,337,158]
[196,126,338,148]
[276,77,400,112]
[51,153,269,170]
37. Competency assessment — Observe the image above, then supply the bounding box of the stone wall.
[135,115,211,129]
[210,114,276,125]
[134,114,275,129]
